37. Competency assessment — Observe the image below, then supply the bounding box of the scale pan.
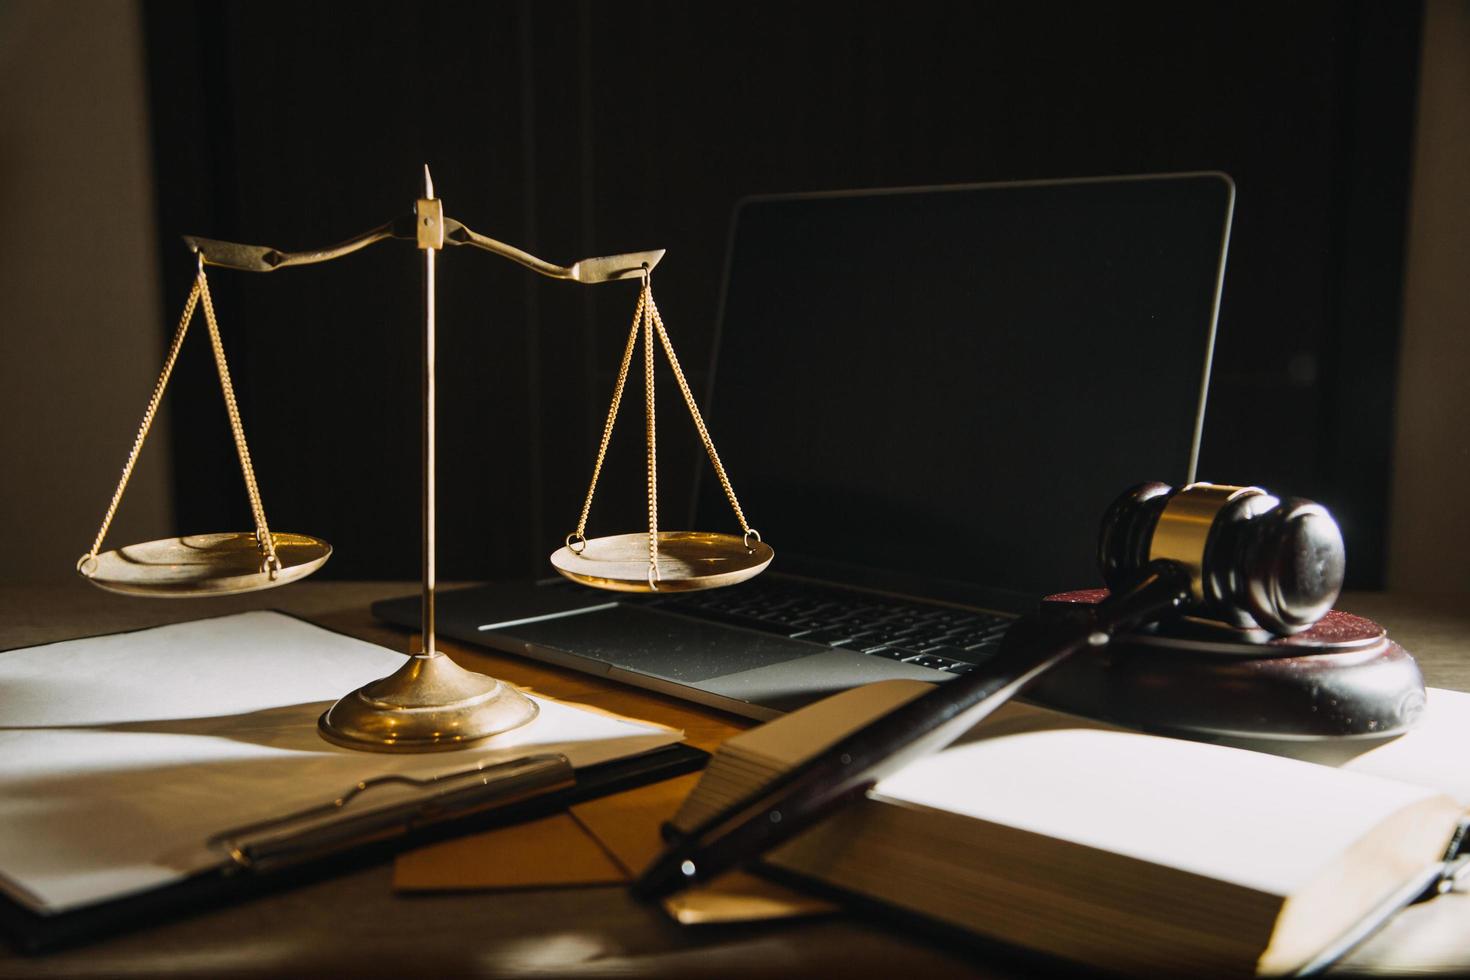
[550,531,773,593]
[80,532,332,597]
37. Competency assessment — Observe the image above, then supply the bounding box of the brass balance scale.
[76,167,773,752]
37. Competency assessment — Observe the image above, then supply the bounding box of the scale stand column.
[318,168,538,752]
[422,169,440,659]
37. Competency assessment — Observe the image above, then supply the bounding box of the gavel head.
[1098,482,1346,635]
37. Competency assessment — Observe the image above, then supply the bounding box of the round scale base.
[79,532,331,597]
[1029,589,1426,740]
[317,653,538,753]
[550,531,773,593]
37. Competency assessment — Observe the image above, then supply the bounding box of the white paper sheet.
[0,611,680,913]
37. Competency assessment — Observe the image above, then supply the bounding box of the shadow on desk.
[0,701,335,752]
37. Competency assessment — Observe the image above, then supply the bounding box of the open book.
[670,679,1470,976]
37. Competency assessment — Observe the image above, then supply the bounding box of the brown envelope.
[393,812,625,891]
[389,671,831,920]
[568,773,703,876]
[394,773,698,892]
[661,869,835,925]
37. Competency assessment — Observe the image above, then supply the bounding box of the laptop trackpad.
[497,606,812,684]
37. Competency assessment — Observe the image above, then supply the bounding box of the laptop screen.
[694,174,1234,606]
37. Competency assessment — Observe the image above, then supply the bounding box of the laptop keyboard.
[646,579,1015,675]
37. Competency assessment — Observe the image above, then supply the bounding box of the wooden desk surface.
[1,580,1468,978]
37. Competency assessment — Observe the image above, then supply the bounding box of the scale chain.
[646,291,756,541]
[79,277,204,572]
[569,288,645,550]
[642,279,659,587]
[563,276,760,588]
[197,269,281,575]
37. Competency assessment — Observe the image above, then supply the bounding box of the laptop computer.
[374,172,1235,720]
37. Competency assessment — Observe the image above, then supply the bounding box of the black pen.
[630,563,1190,901]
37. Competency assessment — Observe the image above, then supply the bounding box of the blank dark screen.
[695,175,1232,601]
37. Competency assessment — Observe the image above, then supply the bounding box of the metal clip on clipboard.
[209,754,575,873]
[1431,817,1470,897]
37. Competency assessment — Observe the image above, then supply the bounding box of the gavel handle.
[631,561,1193,901]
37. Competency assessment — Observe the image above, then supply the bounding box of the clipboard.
[0,741,706,953]
[0,610,711,953]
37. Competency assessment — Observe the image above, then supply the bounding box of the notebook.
[375,172,1236,720]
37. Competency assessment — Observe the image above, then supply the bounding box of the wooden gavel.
[1098,481,1346,635]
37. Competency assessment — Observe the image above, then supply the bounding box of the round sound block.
[1022,589,1426,740]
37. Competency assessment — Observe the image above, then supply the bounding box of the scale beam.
[441,219,663,283]
[185,218,663,284]
[183,218,414,273]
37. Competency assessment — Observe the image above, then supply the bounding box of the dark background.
[141,0,1422,588]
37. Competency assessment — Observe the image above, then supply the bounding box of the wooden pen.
[630,562,1191,901]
